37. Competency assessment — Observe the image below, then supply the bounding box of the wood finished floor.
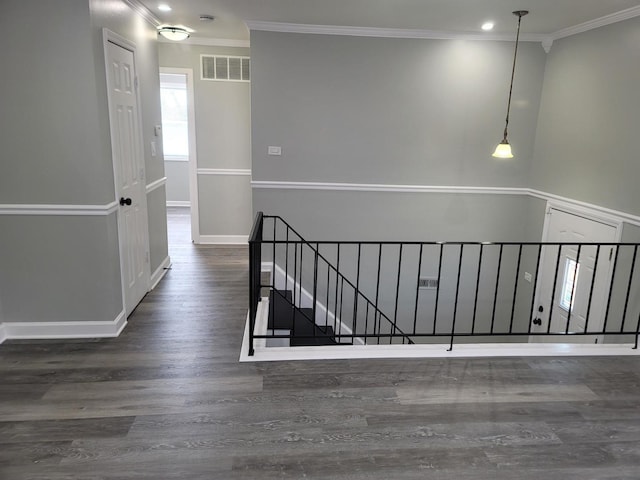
[2,207,640,479]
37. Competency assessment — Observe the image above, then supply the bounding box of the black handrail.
[248,212,640,355]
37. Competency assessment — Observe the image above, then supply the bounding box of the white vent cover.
[201,55,250,82]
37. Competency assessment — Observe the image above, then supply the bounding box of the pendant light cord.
[502,12,525,141]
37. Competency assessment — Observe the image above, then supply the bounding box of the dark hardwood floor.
[2,207,640,479]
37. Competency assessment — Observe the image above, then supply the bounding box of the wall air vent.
[418,278,439,289]
[201,55,250,82]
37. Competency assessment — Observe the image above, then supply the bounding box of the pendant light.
[492,10,528,159]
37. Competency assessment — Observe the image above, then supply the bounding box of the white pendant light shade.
[492,141,513,158]
[158,27,190,41]
[491,11,528,159]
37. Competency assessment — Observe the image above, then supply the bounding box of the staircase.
[267,290,341,346]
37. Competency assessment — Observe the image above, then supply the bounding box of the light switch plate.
[268,146,282,156]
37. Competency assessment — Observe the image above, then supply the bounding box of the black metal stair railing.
[264,215,415,346]
[248,212,640,356]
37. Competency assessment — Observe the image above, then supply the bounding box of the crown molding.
[121,0,161,27]
[246,21,546,43]
[551,5,640,40]
[158,36,250,48]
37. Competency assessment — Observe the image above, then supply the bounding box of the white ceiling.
[139,0,640,42]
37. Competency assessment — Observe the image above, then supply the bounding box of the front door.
[105,34,150,315]
[531,208,618,343]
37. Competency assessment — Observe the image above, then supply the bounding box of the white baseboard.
[149,256,171,290]
[0,311,127,344]
[166,201,190,207]
[199,235,248,245]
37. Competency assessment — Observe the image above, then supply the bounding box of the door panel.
[106,39,149,316]
[531,209,617,343]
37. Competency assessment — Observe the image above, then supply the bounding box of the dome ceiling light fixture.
[492,10,529,159]
[158,26,190,41]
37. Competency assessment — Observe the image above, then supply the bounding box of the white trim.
[199,235,248,244]
[121,0,160,27]
[252,180,524,195]
[246,21,546,44]
[551,5,640,40]
[160,67,200,244]
[149,256,171,290]
[166,201,190,207]
[159,36,250,48]
[0,324,6,344]
[240,323,640,362]
[0,202,118,216]
[198,168,252,176]
[145,176,167,194]
[164,156,189,162]
[251,181,640,227]
[0,311,127,344]
[529,189,640,227]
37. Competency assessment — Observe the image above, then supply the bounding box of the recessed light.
[158,4,172,12]
[481,22,495,31]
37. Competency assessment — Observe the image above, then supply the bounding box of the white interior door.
[105,34,150,316]
[531,208,618,343]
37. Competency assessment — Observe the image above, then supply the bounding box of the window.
[160,73,189,160]
[560,258,580,311]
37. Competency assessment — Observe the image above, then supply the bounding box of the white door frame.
[531,199,623,342]
[159,67,200,243]
[103,29,151,314]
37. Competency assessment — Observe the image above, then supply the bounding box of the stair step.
[267,290,294,329]
[267,289,351,347]
[290,309,337,346]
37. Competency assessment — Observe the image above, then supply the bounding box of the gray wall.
[158,43,252,237]
[250,31,548,247]
[251,31,546,188]
[0,0,166,328]
[165,161,190,203]
[532,17,640,216]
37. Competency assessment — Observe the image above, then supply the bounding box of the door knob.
[533,318,542,326]
[119,197,132,206]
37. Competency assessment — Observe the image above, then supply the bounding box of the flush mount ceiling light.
[158,26,190,41]
[158,4,171,12]
[492,10,528,159]
[481,22,495,31]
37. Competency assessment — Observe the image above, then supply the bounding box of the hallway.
[2,213,640,479]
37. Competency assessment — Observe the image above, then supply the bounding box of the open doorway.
[159,68,199,246]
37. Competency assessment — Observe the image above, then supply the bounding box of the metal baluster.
[354,243,361,340]
[528,244,542,335]
[375,244,383,344]
[621,245,638,333]
[325,248,330,330]
[490,244,504,334]
[509,245,523,334]
[334,245,341,339]
[392,244,403,344]
[603,245,620,334]
[565,245,581,334]
[471,244,484,336]
[548,245,563,334]
[413,244,423,336]
[448,244,464,351]
[313,244,318,340]
[433,244,444,335]
[292,242,298,337]
[584,245,600,333]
